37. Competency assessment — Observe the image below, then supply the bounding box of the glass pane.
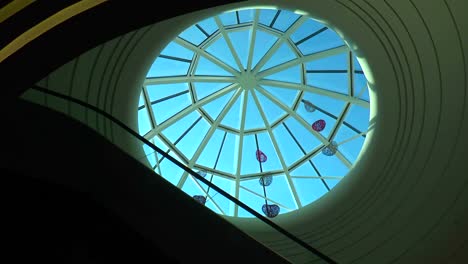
[240,134,260,175]
[220,91,242,130]
[206,36,238,70]
[252,30,278,69]
[283,117,322,153]
[272,10,300,32]
[194,82,233,101]
[146,83,188,102]
[263,65,301,84]
[160,41,194,60]
[258,9,277,26]
[262,85,298,108]
[147,57,190,77]
[219,11,238,26]
[176,118,211,159]
[238,9,254,23]
[306,72,348,95]
[344,105,370,132]
[161,111,199,143]
[261,43,296,71]
[254,91,286,125]
[256,132,283,172]
[297,29,344,55]
[272,124,304,166]
[197,17,218,36]
[306,52,348,71]
[138,108,151,135]
[196,129,226,169]
[290,18,324,43]
[195,55,234,76]
[301,92,346,117]
[152,92,191,124]
[202,89,236,120]
[216,133,238,173]
[244,92,264,130]
[179,25,208,46]
[229,29,251,69]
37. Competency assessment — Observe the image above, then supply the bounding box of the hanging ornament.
[192,195,206,205]
[256,150,268,163]
[196,170,207,178]
[312,119,326,132]
[322,141,338,156]
[301,99,316,112]
[259,175,273,186]
[262,204,280,218]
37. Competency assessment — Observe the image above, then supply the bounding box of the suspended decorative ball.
[256,150,268,163]
[192,195,206,205]
[262,204,280,218]
[312,119,326,132]
[322,141,338,156]
[259,175,273,186]
[196,170,207,178]
[301,99,316,112]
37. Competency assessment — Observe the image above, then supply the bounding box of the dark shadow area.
[3,168,179,264]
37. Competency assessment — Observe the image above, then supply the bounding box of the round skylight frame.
[137,8,371,218]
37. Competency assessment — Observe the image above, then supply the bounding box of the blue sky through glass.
[137,8,372,218]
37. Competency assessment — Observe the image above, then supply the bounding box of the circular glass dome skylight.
[137,8,371,218]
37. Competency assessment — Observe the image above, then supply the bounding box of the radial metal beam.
[335,151,352,168]
[141,86,157,129]
[175,37,240,77]
[246,10,260,71]
[234,91,248,216]
[337,130,369,146]
[258,79,370,108]
[252,16,308,74]
[144,75,237,86]
[214,16,244,71]
[144,83,239,140]
[250,90,302,208]
[240,170,284,179]
[328,103,351,142]
[257,45,348,79]
[176,89,243,188]
[290,176,344,180]
[239,185,293,211]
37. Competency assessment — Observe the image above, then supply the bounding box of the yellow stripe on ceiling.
[0,0,36,24]
[0,0,107,63]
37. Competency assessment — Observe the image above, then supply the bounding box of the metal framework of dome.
[137,8,371,217]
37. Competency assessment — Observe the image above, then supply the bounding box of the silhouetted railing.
[25,85,338,264]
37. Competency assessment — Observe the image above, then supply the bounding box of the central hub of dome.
[237,71,258,91]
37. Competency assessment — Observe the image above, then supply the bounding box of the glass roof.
[137,8,371,218]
